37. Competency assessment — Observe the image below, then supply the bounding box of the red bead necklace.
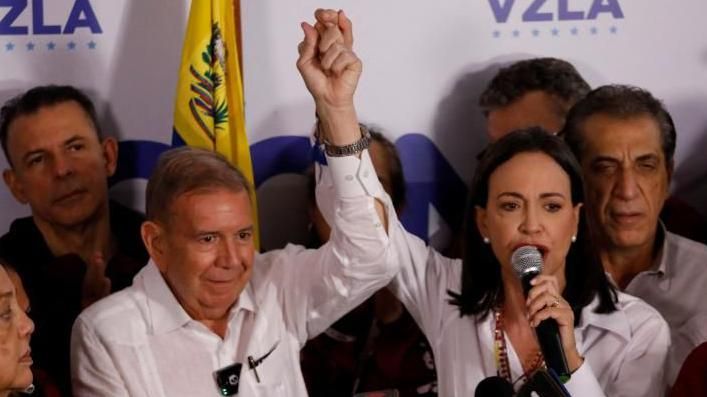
[494,308,546,385]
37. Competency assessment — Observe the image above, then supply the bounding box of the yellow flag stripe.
[173,0,259,248]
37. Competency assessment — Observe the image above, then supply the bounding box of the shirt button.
[345,175,354,181]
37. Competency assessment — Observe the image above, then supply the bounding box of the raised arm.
[296,9,388,231]
[297,9,359,144]
[254,10,396,342]
[288,10,459,343]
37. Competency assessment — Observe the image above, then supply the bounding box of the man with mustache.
[0,85,149,395]
[562,85,707,388]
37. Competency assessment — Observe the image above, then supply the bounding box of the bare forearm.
[316,103,360,147]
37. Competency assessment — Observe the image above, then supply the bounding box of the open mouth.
[538,247,548,261]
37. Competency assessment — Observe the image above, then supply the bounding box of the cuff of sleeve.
[563,360,606,397]
[325,149,384,198]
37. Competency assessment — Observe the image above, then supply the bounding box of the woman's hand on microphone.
[526,274,584,372]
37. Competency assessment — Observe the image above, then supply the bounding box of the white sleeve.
[563,360,606,397]
[269,150,399,344]
[386,223,460,341]
[605,304,671,397]
[316,149,460,342]
[565,300,671,397]
[71,317,130,397]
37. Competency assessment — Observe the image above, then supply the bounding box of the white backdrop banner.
[0,0,189,230]
[242,0,707,248]
[1,0,706,249]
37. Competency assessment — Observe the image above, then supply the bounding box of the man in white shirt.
[563,84,707,386]
[70,10,396,396]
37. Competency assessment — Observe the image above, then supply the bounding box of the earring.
[571,235,577,243]
[483,237,490,244]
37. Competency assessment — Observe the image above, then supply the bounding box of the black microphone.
[475,376,514,397]
[511,246,571,383]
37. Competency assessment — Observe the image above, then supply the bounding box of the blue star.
[493,30,501,38]
[551,28,559,36]
[67,41,76,50]
[532,29,540,37]
[610,26,618,34]
[590,27,598,35]
[5,42,14,51]
[512,30,520,37]
[26,42,35,51]
[570,27,579,36]
[47,42,56,50]
[87,41,96,49]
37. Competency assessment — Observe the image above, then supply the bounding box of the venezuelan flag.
[173,0,259,248]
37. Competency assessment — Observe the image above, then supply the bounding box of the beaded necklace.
[493,308,545,385]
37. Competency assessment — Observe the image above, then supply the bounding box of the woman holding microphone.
[306,9,670,396]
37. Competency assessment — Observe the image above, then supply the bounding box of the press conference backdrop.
[1,0,706,250]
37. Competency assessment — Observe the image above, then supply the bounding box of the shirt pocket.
[243,338,292,395]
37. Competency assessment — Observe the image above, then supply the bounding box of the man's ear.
[141,221,166,272]
[475,205,489,240]
[3,168,28,204]
[101,137,118,177]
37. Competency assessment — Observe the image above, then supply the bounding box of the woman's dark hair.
[448,128,616,324]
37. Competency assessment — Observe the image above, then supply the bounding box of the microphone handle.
[536,319,570,382]
[520,271,571,382]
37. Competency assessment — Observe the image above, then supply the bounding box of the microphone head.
[475,376,514,397]
[511,245,543,277]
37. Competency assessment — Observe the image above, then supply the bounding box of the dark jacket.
[0,201,149,396]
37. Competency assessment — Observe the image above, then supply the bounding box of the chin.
[203,292,239,310]
[610,233,652,249]
[11,372,33,391]
[50,206,100,226]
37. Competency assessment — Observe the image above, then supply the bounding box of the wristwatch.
[323,124,371,157]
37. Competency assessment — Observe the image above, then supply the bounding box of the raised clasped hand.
[297,9,358,111]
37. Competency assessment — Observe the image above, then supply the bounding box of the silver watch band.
[323,125,371,157]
